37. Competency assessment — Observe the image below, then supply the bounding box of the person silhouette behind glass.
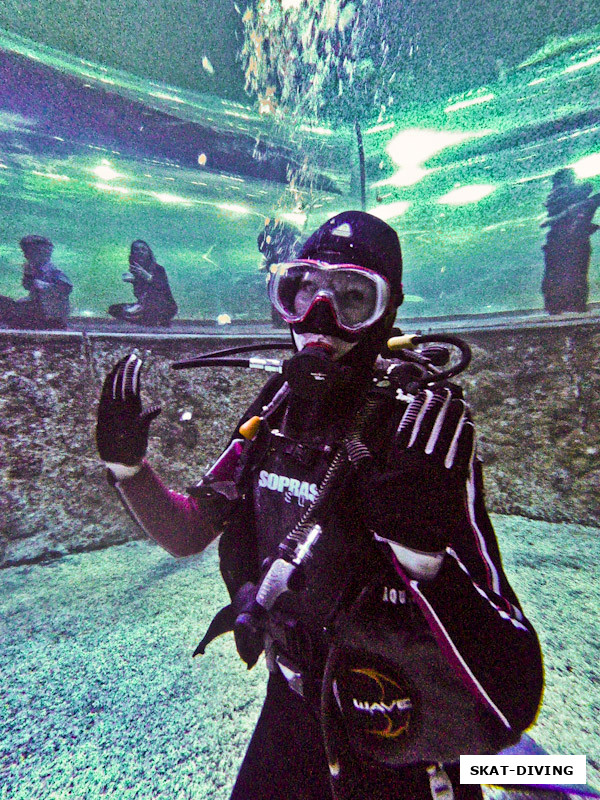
[541,168,600,314]
[108,240,178,327]
[0,235,72,329]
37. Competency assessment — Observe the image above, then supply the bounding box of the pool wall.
[1,320,598,567]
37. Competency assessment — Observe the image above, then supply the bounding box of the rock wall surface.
[0,322,598,567]
[459,325,599,525]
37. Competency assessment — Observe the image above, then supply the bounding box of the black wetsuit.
[112,374,543,800]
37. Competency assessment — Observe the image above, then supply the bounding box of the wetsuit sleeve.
[375,457,544,734]
[111,460,227,557]
[109,374,287,558]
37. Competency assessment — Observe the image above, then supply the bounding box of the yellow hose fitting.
[239,415,262,440]
[387,334,417,352]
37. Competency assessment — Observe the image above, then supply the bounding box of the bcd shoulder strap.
[193,374,290,658]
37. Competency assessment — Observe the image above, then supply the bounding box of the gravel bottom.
[1,514,598,800]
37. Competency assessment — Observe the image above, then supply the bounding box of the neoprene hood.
[299,211,404,307]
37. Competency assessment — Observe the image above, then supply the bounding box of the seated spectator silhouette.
[541,168,600,314]
[0,235,72,329]
[108,240,178,327]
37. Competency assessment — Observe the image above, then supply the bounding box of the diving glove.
[363,386,475,556]
[96,353,161,475]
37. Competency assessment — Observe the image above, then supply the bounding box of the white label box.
[460,755,587,785]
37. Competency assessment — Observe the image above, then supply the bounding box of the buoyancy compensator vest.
[173,335,520,796]
[185,335,471,669]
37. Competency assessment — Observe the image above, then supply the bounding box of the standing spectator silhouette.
[0,235,72,329]
[108,240,178,327]
[541,168,600,314]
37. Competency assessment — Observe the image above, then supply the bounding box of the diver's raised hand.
[96,353,161,470]
[395,386,474,480]
[361,386,475,556]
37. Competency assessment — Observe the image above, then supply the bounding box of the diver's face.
[292,329,357,360]
[291,286,360,359]
[293,269,377,329]
[289,268,376,359]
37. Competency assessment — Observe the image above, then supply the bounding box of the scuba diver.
[541,168,600,314]
[107,240,178,327]
[0,235,72,329]
[95,211,543,800]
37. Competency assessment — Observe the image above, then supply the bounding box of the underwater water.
[0,23,599,320]
[0,4,599,800]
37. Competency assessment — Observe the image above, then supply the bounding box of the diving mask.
[268,259,391,333]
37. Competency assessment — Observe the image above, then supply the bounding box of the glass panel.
[1,21,598,320]
[1,6,598,800]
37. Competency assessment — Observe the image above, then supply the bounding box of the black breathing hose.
[171,334,472,388]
